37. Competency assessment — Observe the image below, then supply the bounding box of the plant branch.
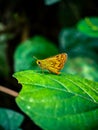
[0,85,18,97]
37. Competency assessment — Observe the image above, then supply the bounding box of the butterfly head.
[36,60,42,67]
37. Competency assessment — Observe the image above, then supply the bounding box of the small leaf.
[13,70,98,130]
[0,108,24,130]
[44,0,60,5]
[77,17,98,37]
[14,36,58,72]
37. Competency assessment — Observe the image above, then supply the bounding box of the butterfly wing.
[44,53,67,74]
[36,53,67,74]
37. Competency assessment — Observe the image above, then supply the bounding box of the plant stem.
[0,85,18,97]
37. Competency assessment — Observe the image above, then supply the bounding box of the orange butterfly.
[36,53,67,74]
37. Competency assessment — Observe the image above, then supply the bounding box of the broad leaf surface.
[14,70,98,130]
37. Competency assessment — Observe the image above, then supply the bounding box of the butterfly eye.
[38,61,41,64]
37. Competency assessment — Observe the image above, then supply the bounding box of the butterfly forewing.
[46,53,67,70]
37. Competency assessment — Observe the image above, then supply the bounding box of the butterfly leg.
[48,67,60,75]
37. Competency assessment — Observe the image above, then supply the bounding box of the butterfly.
[35,53,67,74]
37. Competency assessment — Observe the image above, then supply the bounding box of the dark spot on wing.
[56,55,59,58]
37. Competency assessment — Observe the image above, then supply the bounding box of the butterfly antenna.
[33,56,38,60]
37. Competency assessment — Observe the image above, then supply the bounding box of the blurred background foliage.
[0,0,98,129]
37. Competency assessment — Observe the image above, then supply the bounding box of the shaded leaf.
[44,0,60,5]
[59,28,98,58]
[0,108,24,130]
[13,70,98,130]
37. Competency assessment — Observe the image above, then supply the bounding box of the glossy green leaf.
[13,70,98,130]
[77,17,98,37]
[0,108,24,130]
[14,36,58,72]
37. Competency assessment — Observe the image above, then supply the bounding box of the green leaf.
[77,17,98,37]
[59,28,98,55]
[62,57,98,81]
[0,108,24,130]
[14,36,59,72]
[13,70,98,130]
